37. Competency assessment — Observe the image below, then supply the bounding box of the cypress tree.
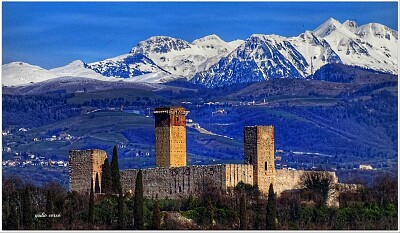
[46,190,54,229]
[266,183,277,230]
[8,202,20,230]
[88,178,95,225]
[94,173,100,194]
[206,198,216,229]
[65,192,78,229]
[22,187,33,229]
[3,195,10,229]
[151,200,161,230]
[110,146,121,193]
[253,191,264,230]
[133,170,144,230]
[101,158,111,194]
[117,187,125,230]
[239,194,247,230]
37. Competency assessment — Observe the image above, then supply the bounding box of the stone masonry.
[244,126,275,194]
[69,149,107,193]
[154,107,189,168]
[120,164,254,199]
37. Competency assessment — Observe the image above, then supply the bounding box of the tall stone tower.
[154,107,189,168]
[69,149,107,193]
[244,126,275,194]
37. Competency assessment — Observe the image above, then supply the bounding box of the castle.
[69,106,342,201]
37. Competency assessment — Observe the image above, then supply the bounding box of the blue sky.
[2,2,398,69]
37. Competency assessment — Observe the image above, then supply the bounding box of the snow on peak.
[248,34,286,42]
[2,62,59,86]
[50,60,114,81]
[313,17,343,37]
[356,23,398,40]
[126,34,243,77]
[4,18,398,87]
[228,39,245,49]
[192,34,224,44]
[342,20,358,32]
[130,36,191,54]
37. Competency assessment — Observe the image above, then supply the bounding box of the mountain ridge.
[2,18,397,87]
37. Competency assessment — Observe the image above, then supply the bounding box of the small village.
[2,152,68,168]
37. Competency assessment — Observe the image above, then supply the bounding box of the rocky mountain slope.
[2,18,397,87]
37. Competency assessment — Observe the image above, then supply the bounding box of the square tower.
[244,126,275,194]
[154,107,189,168]
[69,149,107,193]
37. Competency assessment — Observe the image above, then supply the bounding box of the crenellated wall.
[120,164,254,198]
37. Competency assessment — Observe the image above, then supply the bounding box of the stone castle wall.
[70,149,343,204]
[120,164,254,198]
[92,149,108,192]
[224,164,254,192]
[275,170,338,196]
[69,149,107,193]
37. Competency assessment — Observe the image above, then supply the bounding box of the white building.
[359,164,373,170]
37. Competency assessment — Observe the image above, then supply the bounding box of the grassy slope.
[67,88,169,105]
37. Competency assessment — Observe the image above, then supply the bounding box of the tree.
[101,158,112,194]
[253,186,264,230]
[151,200,161,230]
[95,173,100,194]
[117,187,124,229]
[63,191,79,229]
[300,171,334,206]
[206,198,216,229]
[110,146,121,193]
[3,195,10,229]
[22,187,33,229]
[46,190,54,229]
[133,170,144,230]
[239,195,247,230]
[88,178,94,226]
[372,173,397,208]
[266,183,277,230]
[8,203,20,230]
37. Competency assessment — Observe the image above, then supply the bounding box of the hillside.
[2,64,397,186]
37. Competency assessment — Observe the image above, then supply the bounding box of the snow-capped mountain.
[313,18,397,75]
[2,59,176,86]
[128,35,244,77]
[2,62,59,86]
[192,18,397,87]
[83,35,243,81]
[50,60,121,81]
[2,60,123,87]
[86,53,170,79]
[192,34,308,86]
[3,18,397,87]
[288,30,342,75]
